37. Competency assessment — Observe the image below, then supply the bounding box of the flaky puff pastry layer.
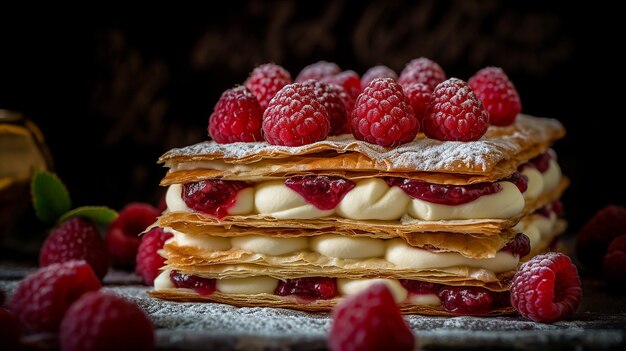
[160,115,564,185]
[157,177,568,239]
[148,289,516,316]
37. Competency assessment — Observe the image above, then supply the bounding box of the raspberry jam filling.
[386,178,502,206]
[501,233,531,257]
[274,277,338,300]
[284,175,356,210]
[529,151,552,173]
[170,270,216,295]
[505,172,528,193]
[182,180,250,219]
[400,280,441,295]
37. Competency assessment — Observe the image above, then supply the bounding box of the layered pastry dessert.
[149,61,567,315]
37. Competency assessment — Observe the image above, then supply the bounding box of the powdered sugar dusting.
[161,115,564,174]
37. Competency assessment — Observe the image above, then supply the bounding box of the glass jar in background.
[0,109,54,257]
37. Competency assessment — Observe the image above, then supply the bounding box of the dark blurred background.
[0,0,621,232]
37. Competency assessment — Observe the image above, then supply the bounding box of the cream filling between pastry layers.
[542,159,562,194]
[521,167,543,200]
[167,178,526,221]
[165,227,522,273]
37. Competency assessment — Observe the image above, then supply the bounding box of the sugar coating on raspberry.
[106,203,160,268]
[422,78,489,142]
[136,227,173,285]
[403,82,432,123]
[285,175,355,210]
[301,80,349,135]
[398,57,446,90]
[59,291,154,351]
[576,205,626,272]
[295,61,341,83]
[603,234,626,287]
[40,217,109,279]
[170,270,216,295]
[438,286,494,315]
[501,233,531,257]
[274,277,338,300]
[468,67,521,126]
[208,86,263,143]
[386,177,502,206]
[321,70,362,100]
[0,308,20,350]
[244,63,293,111]
[329,283,414,351]
[350,78,419,147]
[262,83,330,146]
[10,261,101,332]
[510,252,582,323]
[361,65,398,90]
[182,180,250,218]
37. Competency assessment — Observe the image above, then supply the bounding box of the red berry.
[350,78,419,147]
[0,308,21,350]
[438,286,494,315]
[422,78,489,141]
[321,70,361,100]
[469,67,521,126]
[361,65,398,90]
[244,63,293,111]
[10,261,101,332]
[302,80,350,135]
[576,205,626,272]
[106,203,160,269]
[328,283,414,351]
[402,83,432,123]
[501,233,531,257]
[208,86,263,143]
[510,253,582,323]
[59,291,154,351]
[40,217,109,279]
[398,57,446,90]
[262,83,330,146]
[603,234,626,287]
[295,61,341,83]
[136,227,173,285]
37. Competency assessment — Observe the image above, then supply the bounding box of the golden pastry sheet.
[148,289,516,316]
[159,115,565,185]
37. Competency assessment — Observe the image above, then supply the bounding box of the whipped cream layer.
[154,269,439,306]
[165,227,522,273]
[166,175,541,221]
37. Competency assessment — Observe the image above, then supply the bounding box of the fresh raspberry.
[135,227,173,285]
[350,78,419,147]
[302,80,349,135]
[402,83,431,122]
[106,203,160,269]
[510,253,582,323]
[59,291,154,351]
[501,233,531,257]
[244,63,293,111]
[361,65,398,90]
[0,308,21,350]
[438,286,494,314]
[10,261,101,332]
[328,283,414,351]
[398,57,446,90]
[422,78,489,141]
[321,70,362,100]
[39,217,109,279]
[262,83,330,146]
[576,205,626,272]
[295,61,341,83]
[469,67,521,126]
[603,234,626,287]
[208,86,263,143]
[337,88,355,122]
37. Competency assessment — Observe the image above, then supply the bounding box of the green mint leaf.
[31,171,72,223]
[57,206,118,225]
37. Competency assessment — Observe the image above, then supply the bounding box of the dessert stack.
[150,60,568,315]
